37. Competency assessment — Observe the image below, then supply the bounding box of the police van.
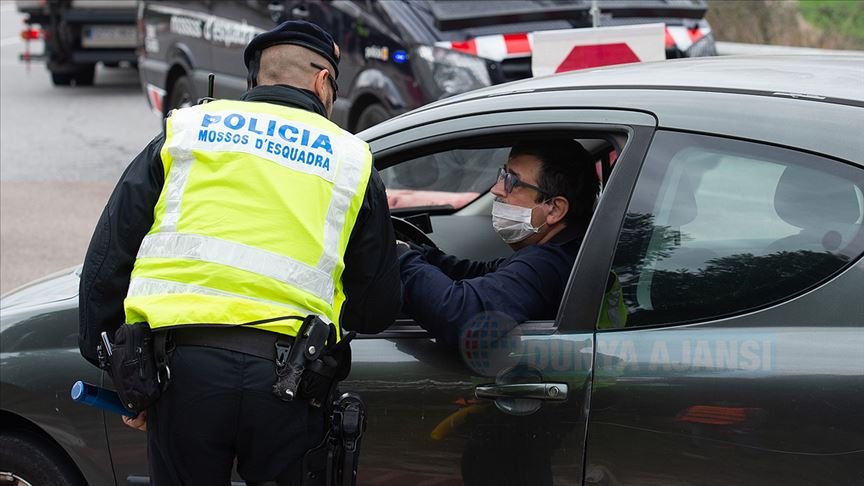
[138,0,716,132]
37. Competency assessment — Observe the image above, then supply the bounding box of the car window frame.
[556,124,656,332]
[361,109,657,337]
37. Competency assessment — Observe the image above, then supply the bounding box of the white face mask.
[492,199,548,244]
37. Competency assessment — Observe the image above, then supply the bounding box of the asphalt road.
[0,3,160,294]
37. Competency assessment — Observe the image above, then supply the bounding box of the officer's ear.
[312,68,330,103]
[545,196,569,226]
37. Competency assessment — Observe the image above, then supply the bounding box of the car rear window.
[607,130,864,328]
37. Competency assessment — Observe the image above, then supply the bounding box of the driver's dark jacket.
[398,226,583,351]
[78,85,401,367]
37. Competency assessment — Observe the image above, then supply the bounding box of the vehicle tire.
[167,75,196,113]
[72,64,96,86]
[354,103,390,132]
[0,433,85,486]
[50,71,73,86]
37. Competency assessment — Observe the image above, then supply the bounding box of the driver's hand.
[395,239,412,256]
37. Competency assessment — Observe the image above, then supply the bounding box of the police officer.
[78,20,401,485]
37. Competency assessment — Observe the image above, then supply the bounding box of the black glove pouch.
[109,322,166,413]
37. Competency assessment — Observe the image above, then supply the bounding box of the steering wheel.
[391,215,438,249]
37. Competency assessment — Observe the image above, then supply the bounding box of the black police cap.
[244,20,340,78]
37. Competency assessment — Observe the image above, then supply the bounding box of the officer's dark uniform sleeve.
[340,169,402,334]
[78,134,166,367]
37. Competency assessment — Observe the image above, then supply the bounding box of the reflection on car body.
[2,55,864,486]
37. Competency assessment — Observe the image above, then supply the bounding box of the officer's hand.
[122,410,148,432]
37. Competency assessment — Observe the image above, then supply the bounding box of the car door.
[584,129,864,485]
[346,107,656,485]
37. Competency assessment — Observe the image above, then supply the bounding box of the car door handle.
[475,383,568,401]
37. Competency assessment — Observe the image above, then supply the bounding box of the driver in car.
[396,140,599,350]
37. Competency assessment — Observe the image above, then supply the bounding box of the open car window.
[382,139,617,212]
[373,129,630,341]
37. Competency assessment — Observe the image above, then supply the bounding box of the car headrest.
[666,171,697,226]
[774,165,861,230]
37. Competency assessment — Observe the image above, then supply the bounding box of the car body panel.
[588,259,864,486]
[364,60,864,164]
[1,271,114,486]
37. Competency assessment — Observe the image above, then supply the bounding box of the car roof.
[429,55,864,108]
[362,55,864,164]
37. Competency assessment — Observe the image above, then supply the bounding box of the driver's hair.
[257,44,333,89]
[509,140,599,229]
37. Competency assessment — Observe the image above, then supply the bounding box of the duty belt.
[169,326,294,361]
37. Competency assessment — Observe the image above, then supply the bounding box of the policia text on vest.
[198,112,336,173]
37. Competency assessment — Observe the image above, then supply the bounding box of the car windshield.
[382,147,508,210]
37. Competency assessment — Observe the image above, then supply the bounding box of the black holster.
[302,392,367,486]
[298,331,354,407]
[103,322,170,413]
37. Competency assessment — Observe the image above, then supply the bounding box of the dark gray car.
[2,55,863,486]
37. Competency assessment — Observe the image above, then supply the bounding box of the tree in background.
[707,0,864,50]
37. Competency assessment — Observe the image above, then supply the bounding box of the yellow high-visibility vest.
[598,271,628,330]
[123,99,373,338]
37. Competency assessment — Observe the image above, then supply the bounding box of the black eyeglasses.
[496,166,551,198]
[310,62,338,103]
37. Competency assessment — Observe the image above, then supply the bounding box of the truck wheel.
[355,103,390,132]
[51,71,74,86]
[167,75,196,112]
[73,64,96,86]
[50,64,95,87]
[0,433,85,486]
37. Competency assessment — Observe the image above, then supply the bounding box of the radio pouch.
[109,322,169,413]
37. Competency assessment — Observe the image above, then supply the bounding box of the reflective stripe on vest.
[128,277,327,322]
[124,99,371,335]
[134,232,334,303]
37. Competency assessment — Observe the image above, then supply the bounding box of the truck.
[16,0,138,86]
[138,0,717,131]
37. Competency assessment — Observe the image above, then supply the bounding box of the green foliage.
[799,0,864,41]
[707,0,864,48]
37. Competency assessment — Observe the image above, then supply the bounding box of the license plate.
[82,25,137,48]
